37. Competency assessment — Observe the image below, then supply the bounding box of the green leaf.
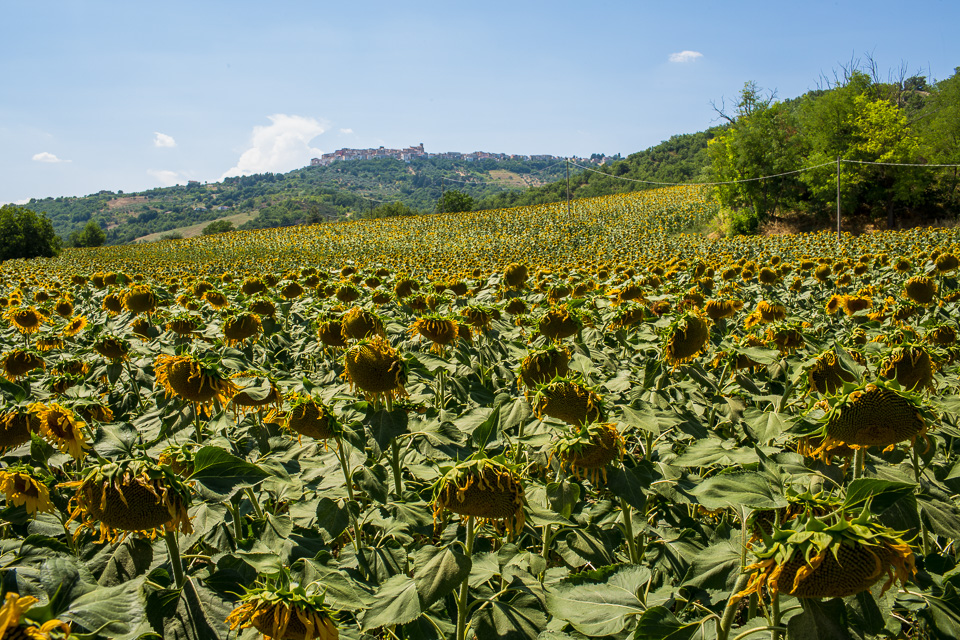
[788,598,852,640]
[315,498,351,542]
[691,471,788,510]
[743,408,794,445]
[617,404,661,435]
[368,407,409,455]
[632,606,700,640]
[62,579,146,639]
[471,594,546,640]
[360,574,423,631]
[156,579,234,640]
[843,478,915,512]
[545,565,647,636]
[188,446,269,500]
[296,559,373,612]
[919,495,960,539]
[606,463,654,512]
[546,480,581,519]
[672,439,761,467]
[98,538,155,588]
[355,465,389,504]
[413,545,471,608]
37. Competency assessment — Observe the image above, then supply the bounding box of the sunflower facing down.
[433,457,526,535]
[518,345,570,393]
[0,592,71,640]
[1,349,45,381]
[271,393,341,443]
[227,586,338,640]
[409,315,459,354]
[223,312,262,345]
[551,422,625,484]
[153,353,238,410]
[735,510,914,602]
[342,336,408,405]
[65,459,193,543]
[534,378,604,426]
[662,311,711,366]
[5,306,44,334]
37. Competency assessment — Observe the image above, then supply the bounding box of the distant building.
[308,144,564,167]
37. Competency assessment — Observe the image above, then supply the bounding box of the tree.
[68,219,106,247]
[363,202,418,219]
[0,205,63,261]
[436,190,474,214]
[202,220,235,235]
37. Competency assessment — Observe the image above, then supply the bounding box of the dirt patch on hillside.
[107,196,148,209]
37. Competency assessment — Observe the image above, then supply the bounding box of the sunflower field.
[2,187,960,639]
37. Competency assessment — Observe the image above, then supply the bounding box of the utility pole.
[836,156,841,244]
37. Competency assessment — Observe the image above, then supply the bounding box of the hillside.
[23,157,572,245]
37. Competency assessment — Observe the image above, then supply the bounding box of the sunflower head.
[93,333,131,361]
[278,393,341,442]
[5,306,43,334]
[342,336,408,404]
[904,275,937,305]
[153,353,238,409]
[67,459,193,542]
[102,293,124,315]
[30,402,90,460]
[610,303,648,330]
[703,298,741,320]
[765,321,805,355]
[460,305,496,330]
[1,349,45,381]
[503,263,529,289]
[227,585,339,640]
[806,351,857,395]
[0,406,41,450]
[663,311,711,366]
[53,298,74,318]
[0,466,54,515]
[203,289,231,310]
[518,345,570,392]
[409,315,459,353]
[534,378,604,426]
[551,422,625,485]
[811,381,927,454]
[340,306,385,341]
[878,344,936,391]
[166,312,200,336]
[0,592,71,640]
[123,284,158,314]
[433,457,526,535]
[241,277,268,296]
[736,510,915,602]
[538,306,583,341]
[223,311,262,345]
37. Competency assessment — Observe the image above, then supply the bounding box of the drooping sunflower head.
[925,324,957,346]
[340,306,385,341]
[102,292,124,315]
[166,312,200,337]
[765,321,805,355]
[503,263,529,289]
[460,305,497,330]
[229,373,283,416]
[409,315,459,354]
[663,311,711,366]
[67,459,193,542]
[551,422,625,485]
[703,298,741,320]
[203,289,231,310]
[5,306,43,334]
[334,283,361,303]
[0,466,54,515]
[93,333,131,362]
[433,457,526,535]
[534,378,604,426]
[736,510,915,602]
[518,345,570,392]
[30,401,90,460]
[249,296,277,318]
[841,294,873,316]
[1,349,45,381]
[904,275,937,305]
[153,353,238,409]
[227,585,339,640]
[878,344,936,392]
[122,284,158,314]
[610,303,648,330]
[813,381,927,453]
[538,306,583,341]
[223,311,262,345]
[806,350,857,396]
[53,298,74,319]
[241,276,268,296]
[316,317,348,349]
[342,336,408,404]
[277,393,341,443]
[0,405,41,450]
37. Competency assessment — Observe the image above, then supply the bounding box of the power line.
[567,160,838,187]
[841,159,960,168]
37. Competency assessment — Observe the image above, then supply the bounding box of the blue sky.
[2,0,958,204]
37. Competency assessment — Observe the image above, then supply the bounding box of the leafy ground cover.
[1,187,960,639]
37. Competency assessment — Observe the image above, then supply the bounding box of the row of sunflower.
[0,188,959,639]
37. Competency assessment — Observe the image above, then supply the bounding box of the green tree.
[708,82,805,233]
[918,68,960,212]
[0,205,63,261]
[436,190,474,214]
[363,202,418,219]
[202,219,235,235]
[69,219,106,247]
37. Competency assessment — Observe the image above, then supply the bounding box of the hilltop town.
[310,143,612,167]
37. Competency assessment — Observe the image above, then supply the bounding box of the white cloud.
[339,128,354,134]
[668,50,703,63]
[222,114,326,178]
[147,169,184,187]
[154,132,177,148]
[32,151,68,163]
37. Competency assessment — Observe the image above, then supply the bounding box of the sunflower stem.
[912,446,933,556]
[717,572,751,640]
[539,524,553,581]
[771,593,782,640]
[164,530,186,589]
[193,403,203,443]
[227,500,244,541]
[390,439,403,497]
[620,498,640,564]
[852,447,865,480]
[245,487,264,520]
[456,516,476,640]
